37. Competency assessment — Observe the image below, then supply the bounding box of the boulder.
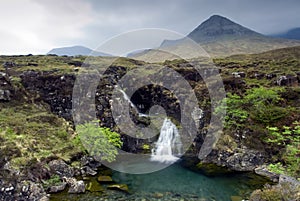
[254,166,279,182]
[63,177,85,194]
[47,182,67,193]
[48,160,74,178]
[277,75,298,86]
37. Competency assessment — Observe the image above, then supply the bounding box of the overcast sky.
[0,0,299,55]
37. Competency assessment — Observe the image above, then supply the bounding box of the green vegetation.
[217,87,286,130]
[250,182,300,201]
[76,120,122,162]
[0,102,82,169]
[217,86,299,178]
[266,122,300,177]
[42,174,62,189]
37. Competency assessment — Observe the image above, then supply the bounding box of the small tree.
[76,120,122,162]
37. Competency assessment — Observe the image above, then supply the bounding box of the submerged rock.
[107,184,129,193]
[230,196,243,201]
[97,175,113,183]
[86,180,104,192]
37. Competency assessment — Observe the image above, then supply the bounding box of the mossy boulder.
[86,180,104,192]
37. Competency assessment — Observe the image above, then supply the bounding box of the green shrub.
[42,174,62,189]
[266,122,300,177]
[76,120,123,162]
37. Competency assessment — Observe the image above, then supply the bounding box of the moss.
[196,162,232,176]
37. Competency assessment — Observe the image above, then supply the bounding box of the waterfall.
[117,87,149,117]
[118,88,139,111]
[151,118,182,163]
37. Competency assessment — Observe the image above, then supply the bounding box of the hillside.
[48,45,111,56]
[0,46,299,200]
[272,28,300,40]
[159,15,300,57]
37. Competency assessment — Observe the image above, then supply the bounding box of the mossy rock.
[231,196,243,201]
[86,180,104,192]
[107,184,129,193]
[196,162,232,176]
[97,175,113,183]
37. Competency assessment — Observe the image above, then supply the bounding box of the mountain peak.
[188,15,261,43]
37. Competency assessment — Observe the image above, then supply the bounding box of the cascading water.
[151,118,182,163]
[117,87,149,117]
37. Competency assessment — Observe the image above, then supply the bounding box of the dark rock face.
[17,63,266,173]
[48,160,74,178]
[276,75,298,86]
[0,180,49,201]
[20,71,75,121]
[0,73,14,101]
[255,166,279,182]
[200,149,266,172]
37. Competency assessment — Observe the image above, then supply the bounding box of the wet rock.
[83,166,98,176]
[86,180,104,192]
[226,150,265,171]
[48,159,74,177]
[153,192,164,198]
[63,177,85,194]
[200,149,266,172]
[97,175,113,183]
[47,182,67,193]
[279,174,300,187]
[107,184,129,193]
[254,166,279,182]
[230,195,243,201]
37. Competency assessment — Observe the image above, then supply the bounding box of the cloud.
[0,0,95,54]
[0,0,299,54]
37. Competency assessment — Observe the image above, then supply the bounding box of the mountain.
[153,15,300,58]
[187,15,262,43]
[47,45,110,56]
[271,28,300,40]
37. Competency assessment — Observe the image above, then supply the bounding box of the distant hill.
[47,45,111,56]
[271,28,300,40]
[131,15,300,60]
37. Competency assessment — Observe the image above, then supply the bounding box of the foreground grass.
[0,101,82,170]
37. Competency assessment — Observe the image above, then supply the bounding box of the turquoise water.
[112,162,265,200]
[50,159,269,201]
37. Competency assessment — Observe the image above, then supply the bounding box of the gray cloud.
[0,0,299,54]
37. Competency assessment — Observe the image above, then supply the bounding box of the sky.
[0,0,299,55]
